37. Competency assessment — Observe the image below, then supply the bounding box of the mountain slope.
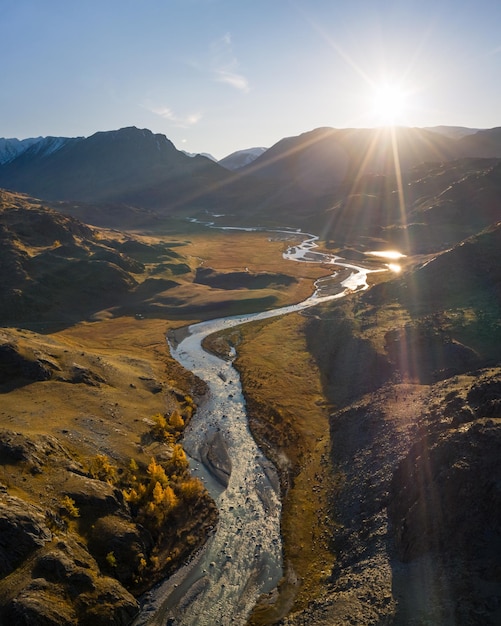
[240,126,461,182]
[0,137,40,164]
[0,189,196,327]
[2,125,501,238]
[0,127,230,210]
[457,126,501,157]
[423,125,479,139]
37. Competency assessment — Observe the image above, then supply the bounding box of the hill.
[229,126,501,234]
[0,189,196,328]
[218,146,267,170]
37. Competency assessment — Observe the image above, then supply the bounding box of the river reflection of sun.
[367,249,406,260]
[387,262,401,273]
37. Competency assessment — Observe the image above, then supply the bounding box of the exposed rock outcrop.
[0,493,52,576]
[87,515,153,587]
[2,538,138,626]
[62,474,123,518]
[280,371,501,625]
[199,431,232,487]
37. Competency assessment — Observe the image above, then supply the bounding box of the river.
[133,229,380,626]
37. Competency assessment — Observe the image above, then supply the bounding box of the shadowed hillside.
[278,222,501,624]
[0,190,197,328]
[0,127,230,210]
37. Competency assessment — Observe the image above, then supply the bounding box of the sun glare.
[372,83,408,126]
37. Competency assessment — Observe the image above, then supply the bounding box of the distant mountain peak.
[218,146,267,170]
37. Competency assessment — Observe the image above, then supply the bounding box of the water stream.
[133,229,380,626]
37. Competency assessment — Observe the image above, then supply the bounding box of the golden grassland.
[2,225,331,452]
[1,318,184,463]
[172,229,330,304]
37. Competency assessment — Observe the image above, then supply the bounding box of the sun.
[372,83,408,126]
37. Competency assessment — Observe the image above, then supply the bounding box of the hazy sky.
[2,0,501,158]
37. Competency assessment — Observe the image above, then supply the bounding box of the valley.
[0,125,500,625]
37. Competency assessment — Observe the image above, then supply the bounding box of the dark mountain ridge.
[2,127,501,263]
[227,125,501,230]
[0,126,230,210]
[290,217,501,625]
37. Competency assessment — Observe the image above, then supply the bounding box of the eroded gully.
[133,230,380,626]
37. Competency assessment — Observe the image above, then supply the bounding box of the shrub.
[178,477,205,502]
[167,444,189,473]
[60,495,80,519]
[151,413,169,441]
[106,551,117,568]
[147,457,169,486]
[169,410,184,430]
[89,454,117,484]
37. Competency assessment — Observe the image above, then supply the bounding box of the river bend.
[134,230,377,625]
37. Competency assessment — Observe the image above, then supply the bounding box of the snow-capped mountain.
[218,146,267,171]
[0,135,76,164]
[182,150,217,162]
[0,137,40,164]
[0,126,228,207]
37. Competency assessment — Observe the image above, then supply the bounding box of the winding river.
[133,229,379,626]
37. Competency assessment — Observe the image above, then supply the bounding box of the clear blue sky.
[2,0,500,158]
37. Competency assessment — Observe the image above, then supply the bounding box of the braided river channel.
[133,229,382,626]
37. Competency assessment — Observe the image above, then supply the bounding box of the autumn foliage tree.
[78,404,215,589]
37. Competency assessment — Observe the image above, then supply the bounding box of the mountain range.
[1,125,501,258]
[2,125,501,213]
[0,136,76,164]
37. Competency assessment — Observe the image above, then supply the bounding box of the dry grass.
[0,226,330,521]
[2,320,165,453]
[174,230,332,305]
[0,316,202,516]
[232,313,336,617]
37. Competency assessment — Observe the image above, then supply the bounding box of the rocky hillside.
[280,223,501,624]
[1,125,501,624]
[0,190,224,622]
[2,126,501,235]
[0,189,195,327]
[0,322,218,625]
